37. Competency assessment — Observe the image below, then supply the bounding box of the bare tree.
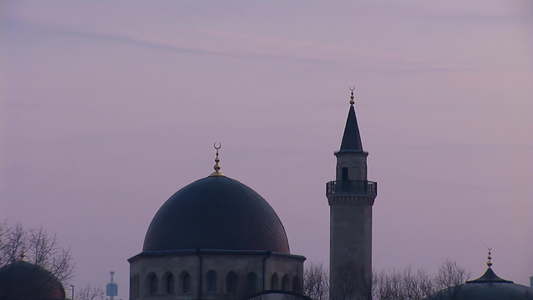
[297,259,469,300]
[434,259,470,291]
[372,260,469,300]
[303,262,329,300]
[0,222,26,266]
[426,259,470,300]
[0,222,74,285]
[331,262,371,300]
[373,268,434,300]
[76,284,106,300]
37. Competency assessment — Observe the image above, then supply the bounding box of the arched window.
[270,273,279,290]
[149,274,158,295]
[292,276,301,293]
[226,271,238,294]
[206,270,217,294]
[245,272,258,295]
[166,273,174,294]
[181,272,191,294]
[281,275,289,291]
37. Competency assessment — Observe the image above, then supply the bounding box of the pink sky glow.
[1,0,532,293]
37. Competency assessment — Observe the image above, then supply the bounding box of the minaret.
[327,89,377,300]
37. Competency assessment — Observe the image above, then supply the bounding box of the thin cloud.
[5,17,327,65]
[5,16,477,75]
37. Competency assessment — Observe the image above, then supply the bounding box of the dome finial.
[349,86,356,106]
[487,247,493,268]
[209,142,225,177]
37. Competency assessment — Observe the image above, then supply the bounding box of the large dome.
[142,175,290,253]
[0,261,66,300]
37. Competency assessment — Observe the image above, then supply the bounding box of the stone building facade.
[129,250,304,299]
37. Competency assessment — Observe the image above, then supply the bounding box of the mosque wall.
[129,252,304,300]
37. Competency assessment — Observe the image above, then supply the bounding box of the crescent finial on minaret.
[349,86,356,106]
[209,142,225,177]
[487,247,493,268]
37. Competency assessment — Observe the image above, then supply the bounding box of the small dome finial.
[349,86,356,106]
[487,247,493,268]
[209,142,225,177]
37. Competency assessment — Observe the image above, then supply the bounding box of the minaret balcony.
[326,180,377,197]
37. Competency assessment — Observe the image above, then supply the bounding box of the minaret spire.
[339,88,364,152]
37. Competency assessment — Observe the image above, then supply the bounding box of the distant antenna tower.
[106,271,118,300]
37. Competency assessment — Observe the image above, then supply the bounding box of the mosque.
[1,91,532,300]
[124,90,533,300]
[126,89,375,300]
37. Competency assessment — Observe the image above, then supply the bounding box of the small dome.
[427,267,533,300]
[0,261,66,300]
[143,175,290,253]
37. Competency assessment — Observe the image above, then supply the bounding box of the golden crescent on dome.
[209,142,224,177]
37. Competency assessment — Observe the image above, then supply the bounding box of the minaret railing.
[326,180,377,197]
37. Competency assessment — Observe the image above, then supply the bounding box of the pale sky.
[1,0,532,293]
